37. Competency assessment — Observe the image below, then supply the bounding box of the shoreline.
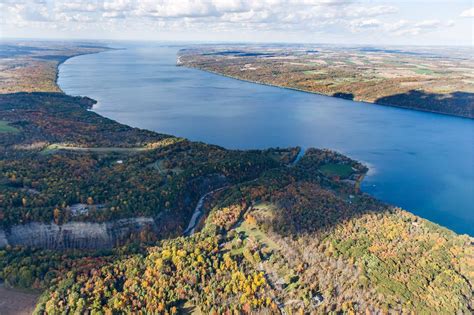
[179,63,473,120]
[55,47,114,93]
[55,47,472,237]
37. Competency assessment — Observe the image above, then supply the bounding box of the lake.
[58,42,474,235]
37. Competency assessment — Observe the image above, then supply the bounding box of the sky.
[1,0,473,46]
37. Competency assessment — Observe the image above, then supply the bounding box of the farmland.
[178,45,474,118]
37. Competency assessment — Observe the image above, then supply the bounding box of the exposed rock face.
[0,230,8,248]
[0,217,155,250]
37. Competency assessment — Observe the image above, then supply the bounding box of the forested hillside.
[0,42,472,314]
[33,149,473,314]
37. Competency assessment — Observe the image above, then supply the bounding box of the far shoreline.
[179,63,473,120]
[55,46,118,94]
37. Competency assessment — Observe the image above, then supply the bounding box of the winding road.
[183,187,227,236]
[183,148,305,236]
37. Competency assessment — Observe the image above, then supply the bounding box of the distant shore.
[179,61,473,120]
[55,47,113,93]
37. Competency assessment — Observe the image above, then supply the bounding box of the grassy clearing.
[41,144,149,155]
[236,221,280,251]
[319,163,354,178]
[0,121,19,133]
[41,138,184,155]
[303,70,326,75]
[235,204,280,252]
[414,68,435,75]
[149,159,183,175]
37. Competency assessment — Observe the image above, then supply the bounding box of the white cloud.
[102,11,126,19]
[460,7,474,18]
[104,0,133,12]
[16,3,50,21]
[135,0,220,19]
[347,5,398,18]
[350,18,381,32]
[415,19,441,28]
[55,2,99,12]
[0,0,468,45]
[389,19,454,37]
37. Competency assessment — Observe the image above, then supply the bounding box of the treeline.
[1,93,300,232]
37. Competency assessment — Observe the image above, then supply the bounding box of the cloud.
[350,18,381,31]
[347,5,398,18]
[104,0,133,12]
[414,19,441,28]
[135,0,221,19]
[102,11,126,19]
[460,8,474,18]
[388,19,454,37]
[15,3,50,22]
[0,0,385,28]
[0,0,465,44]
[55,1,99,12]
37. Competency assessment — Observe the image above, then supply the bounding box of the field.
[319,163,354,178]
[0,121,19,133]
[178,44,474,118]
[0,41,107,94]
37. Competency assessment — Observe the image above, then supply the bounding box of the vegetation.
[34,234,274,314]
[0,120,19,133]
[0,42,107,94]
[0,247,114,291]
[33,149,473,313]
[319,163,354,178]
[1,41,472,314]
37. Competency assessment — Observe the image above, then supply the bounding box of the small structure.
[312,293,324,306]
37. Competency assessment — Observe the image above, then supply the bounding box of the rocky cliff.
[0,217,155,250]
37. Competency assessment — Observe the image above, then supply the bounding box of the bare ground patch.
[0,283,40,315]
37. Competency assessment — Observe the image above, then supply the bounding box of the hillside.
[0,42,472,314]
[33,149,473,313]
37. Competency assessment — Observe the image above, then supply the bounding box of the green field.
[235,220,280,252]
[414,68,435,75]
[41,143,149,155]
[319,163,354,178]
[0,121,19,133]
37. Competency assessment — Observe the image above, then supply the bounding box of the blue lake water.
[58,42,474,235]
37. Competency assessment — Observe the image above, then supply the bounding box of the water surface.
[58,42,474,235]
